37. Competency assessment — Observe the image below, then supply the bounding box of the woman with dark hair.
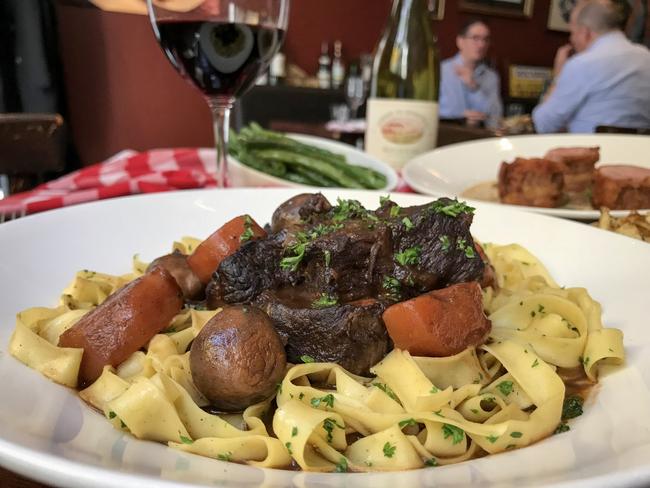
[439,18,503,129]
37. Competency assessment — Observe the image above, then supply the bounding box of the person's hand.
[463,110,487,127]
[553,43,574,77]
[455,65,478,90]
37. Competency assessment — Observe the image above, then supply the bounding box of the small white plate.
[229,133,398,191]
[403,134,650,220]
[0,188,649,488]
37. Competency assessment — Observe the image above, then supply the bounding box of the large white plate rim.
[0,188,649,488]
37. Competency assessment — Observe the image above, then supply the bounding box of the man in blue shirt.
[533,0,650,133]
[439,20,503,129]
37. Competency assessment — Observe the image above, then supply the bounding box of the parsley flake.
[180,435,193,445]
[335,457,348,472]
[531,359,539,368]
[285,442,293,455]
[292,426,298,437]
[430,385,439,393]
[496,380,514,396]
[554,422,570,434]
[300,355,315,363]
[382,275,402,299]
[486,435,499,444]
[390,205,401,218]
[429,199,475,217]
[439,235,451,251]
[398,418,417,428]
[402,216,414,230]
[217,451,232,461]
[108,411,117,419]
[311,394,335,409]
[395,246,421,266]
[383,442,397,458]
[239,215,255,242]
[562,395,584,420]
[373,383,399,402]
[312,293,338,309]
[425,458,438,467]
[510,431,523,438]
[442,424,465,444]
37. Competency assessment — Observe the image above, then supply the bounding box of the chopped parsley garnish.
[298,392,305,400]
[439,235,451,251]
[531,359,539,368]
[506,444,516,450]
[390,205,401,218]
[433,409,444,417]
[322,418,344,442]
[335,457,348,472]
[530,311,537,317]
[429,199,475,217]
[108,411,117,419]
[402,216,414,230]
[239,215,255,242]
[430,386,439,393]
[554,422,570,434]
[496,381,514,396]
[292,426,298,437]
[470,408,479,414]
[280,242,307,272]
[382,275,402,299]
[300,355,315,363]
[442,424,465,444]
[120,420,127,429]
[312,293,338,309]
[217,451,232,461]
[180,435,193,445]
[324,249,331,267]
[486,435,499,444]
[538,304,545,313]
[562,395,584,420]
[311,394,335,409]
[373,383,399,402]
[285,442,293,455]
[456,237,477,258]
[333,198,367,223]
[383,442,397,458]
[276,382,283,394]
[510,431,523,438]
[395,246,421,266]
[398,418,417,428]
[425,458,438,467]
[380,195,391,206]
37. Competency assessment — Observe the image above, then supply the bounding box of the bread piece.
[498,158,565,208]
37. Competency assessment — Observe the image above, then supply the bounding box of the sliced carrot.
[58,267,183,386]
[382,282,491,357]
[187,214,266,284]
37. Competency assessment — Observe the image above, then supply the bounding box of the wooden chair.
[0,113,67,197]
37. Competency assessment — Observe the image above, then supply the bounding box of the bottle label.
[365,98,438,170]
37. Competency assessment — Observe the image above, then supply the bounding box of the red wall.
[284,0,570,89]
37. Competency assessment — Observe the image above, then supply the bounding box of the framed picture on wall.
[428,0,445,20]
[459,0,534,18]
[547,0,577,31]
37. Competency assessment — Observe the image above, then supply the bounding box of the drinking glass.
[146,0,290,187]
[344,65,367,120]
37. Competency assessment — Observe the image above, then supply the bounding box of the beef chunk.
[592,165,650,210]
[255,290,389,375]
[206,196,485,306]
[498,157,565,208]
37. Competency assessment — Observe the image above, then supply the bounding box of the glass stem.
[209,101,232,188]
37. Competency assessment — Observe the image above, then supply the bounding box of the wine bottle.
[317,42,331,89]
[365,0,439,169]
[331,40,345,89]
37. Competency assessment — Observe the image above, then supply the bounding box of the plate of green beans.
[228,124,397,190]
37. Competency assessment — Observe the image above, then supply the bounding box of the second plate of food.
[402,133,650,220]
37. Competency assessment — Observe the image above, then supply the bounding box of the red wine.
[156,21,285,99]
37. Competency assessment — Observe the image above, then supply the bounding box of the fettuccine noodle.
[7,240,625,471]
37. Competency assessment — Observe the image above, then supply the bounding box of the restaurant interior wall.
[55,1,569,165]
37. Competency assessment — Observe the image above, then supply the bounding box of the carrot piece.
[187,215,266,284]
[382,282,491,357]
[58,267,183,387]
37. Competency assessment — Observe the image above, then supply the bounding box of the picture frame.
[459,0,534,18]
[547,0,577,32]
[428,0,445,20]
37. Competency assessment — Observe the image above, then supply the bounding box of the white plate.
[1,188,649,488]
[403,134,650,220]
[228,133,398,191]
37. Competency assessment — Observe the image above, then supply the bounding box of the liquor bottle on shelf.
[365,0,440,170]
[331,40,345,89]
[317,42,331,89]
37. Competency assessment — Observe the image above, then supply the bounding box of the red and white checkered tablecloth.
[0,148,413,218]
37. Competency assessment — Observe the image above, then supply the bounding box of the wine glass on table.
[146,0,290,187]
[344,63,367,120]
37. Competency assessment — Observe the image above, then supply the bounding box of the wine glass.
[146,0,290,187]
[344,64,367,120]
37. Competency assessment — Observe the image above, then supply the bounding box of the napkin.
[0,148,414,219]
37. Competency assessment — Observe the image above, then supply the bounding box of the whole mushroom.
[190,305,286,411]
